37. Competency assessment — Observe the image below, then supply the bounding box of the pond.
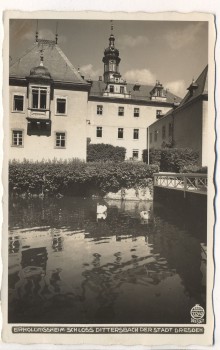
[8,197,207,324]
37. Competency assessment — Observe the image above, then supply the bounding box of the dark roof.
[89,80,181,104]
[150,65,208,125]
[178,65,208,108]
[10,40,88,86]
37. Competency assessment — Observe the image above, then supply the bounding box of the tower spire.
[40,49,44,66]
[55,21,58,44]
[110,20,114,33]
[35,20,39,43]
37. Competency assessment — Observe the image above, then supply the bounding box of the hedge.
[181,165,208,174]
[9,159,159,197]
[87,143,126,162]
[143,148,199,173]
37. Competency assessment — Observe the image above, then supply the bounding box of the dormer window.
[120,86,124,94]
[110,85,114,93]
[32,87,47,110]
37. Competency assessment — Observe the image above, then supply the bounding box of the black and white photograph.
[2,11,216,346]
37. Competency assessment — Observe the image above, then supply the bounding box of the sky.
[9,19,208,97]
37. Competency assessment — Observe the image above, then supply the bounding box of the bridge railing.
[153,173,207,195]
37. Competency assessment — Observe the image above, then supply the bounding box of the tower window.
[133,129,139,140]
[96,127,102,138]
[162,125,166,139]
[134,108,140,117]
[32,87,47,110]
[55,132,66,148]
[13,95,24,112]
[132,150,139,159]
[118,128,124,139]
[110,85,114,93]
[120,86,124,94]
[12,130,23,146]
[118,106,124,116]
[56,98,67,114]
[97,105,103,115]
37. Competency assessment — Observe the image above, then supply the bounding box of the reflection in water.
[8,197,206,324]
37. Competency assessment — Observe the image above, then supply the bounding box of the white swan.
[97,204,107,214]
[140,210,150,220]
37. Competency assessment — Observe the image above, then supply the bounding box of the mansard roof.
[10,39,89,87]
[177,65,208,108]
[88,80,181,105]
[149,65,208,126]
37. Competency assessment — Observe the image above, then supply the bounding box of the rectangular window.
[118,128,124,139]
[56,98,66,114]
[120,86,124,94]
[96,127,102,138]
[133,129,139,140]
[162,125,166,139]
[12,130,23,146]
[156,110,162,117]
[110,85,114,93]
[13,95,24,112]
[132,150,139,159]
[118,106,124,116]
[150,132,152,144]
[55,132,66,148]
[32,87,47,110]
[97,105,103,115]
[154,130,158,142]
[134,108,139,117]
[169,123,173,137]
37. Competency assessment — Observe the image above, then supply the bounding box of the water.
[8,197,206,324]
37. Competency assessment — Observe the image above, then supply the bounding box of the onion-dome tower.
[102,25,121,83]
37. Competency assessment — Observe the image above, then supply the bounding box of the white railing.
[154,173,207,195]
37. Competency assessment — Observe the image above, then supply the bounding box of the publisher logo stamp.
[190,304,205,324]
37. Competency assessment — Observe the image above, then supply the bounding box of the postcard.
[2,10,216,346]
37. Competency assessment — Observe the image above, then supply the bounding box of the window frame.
[11,129,24,147]
[109,85,114,93]
[120,86,125,94]
[55,131,66,149]
[96,126,103,138]
[97,105,103,116]
[133,128,139,140]
[132,149,139,159]
[134,108,140,117]
[118,106,124,116]
[55,96,67,116]
[29,85,49,111]
[156,109,162,117]
[118,127,124,139]
[12,93,25,113]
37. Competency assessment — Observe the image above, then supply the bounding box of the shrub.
[9,160,159,197]
[181,165,208,174]
[143,148,199,173]
[87,143,126,162]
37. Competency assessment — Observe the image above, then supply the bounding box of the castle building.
[148,65,208,166]
[9,30,181,162]
[9,38,90,161]
[86,32,181,160]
